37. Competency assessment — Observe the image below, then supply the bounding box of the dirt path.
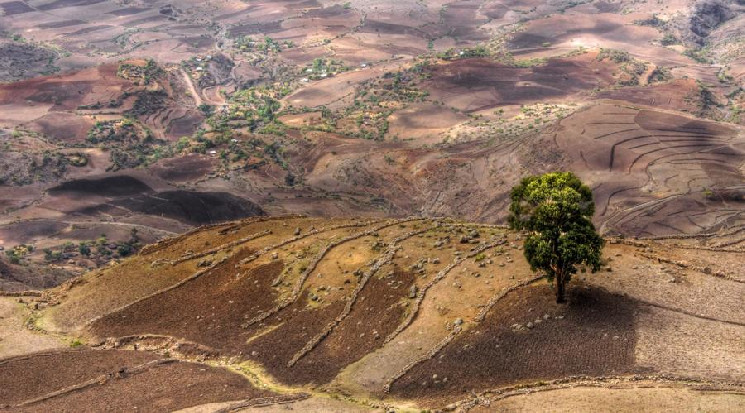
[179,68,203,107]
[201,86,228,106]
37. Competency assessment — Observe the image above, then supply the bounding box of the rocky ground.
[0,216,740,411]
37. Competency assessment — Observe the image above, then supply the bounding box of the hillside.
[1,0,745,410]
[2,216,742,411]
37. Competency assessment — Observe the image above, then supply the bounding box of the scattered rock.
[408,285,418,298]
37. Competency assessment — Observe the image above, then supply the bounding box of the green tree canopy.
[508,172,604,303]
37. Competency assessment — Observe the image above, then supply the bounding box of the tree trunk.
[555,271,566,303]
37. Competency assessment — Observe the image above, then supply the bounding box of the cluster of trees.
[4,245,33,265]
[42,230,141,264]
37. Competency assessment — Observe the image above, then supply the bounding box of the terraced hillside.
[555,103,745,240]
[2,216,742,411]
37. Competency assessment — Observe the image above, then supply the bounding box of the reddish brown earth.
[245,298,348,385]
[0,217,740,411]
[554,104,745,238]
[0,349,160,406]
[423,55,617,112]
[92,250,277,352]
[295,269,416,384]
[0,349,275,412]
[149,154,217,182]
[388,283,640,406]
[597,79,703,113]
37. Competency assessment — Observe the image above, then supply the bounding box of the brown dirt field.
[87,221,427,386]
[588,248,745,326]
[85,220,386,345]
[244,299,347,385]
[44,255,203,333]
[389,283,640,406]
[510,13,688,67]
[25,112,94,143]
[47,175,153,197]
[288,267,415,384]
[136,216,333,262]
[478,386,745,413]
[597,79,703,112]
[241,226,415,385]
[437,0,489,43]
[554,103,745,239]
[0,349,159,406]
[646,244,745,281]
[149,154,217,183]
[114,191,265,225]
[0,1,34,14]
[165,110,204,139]
[2,350,274,412]
[387,103,468,142]
[0,219,68,245]
[0,64,127,111]
[90,250,278,352]
[634,307,745,382]
[423,55,617,112]
[0,103,52,124]
[334,232,537,397]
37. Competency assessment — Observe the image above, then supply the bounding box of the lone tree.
[508,172,604,303]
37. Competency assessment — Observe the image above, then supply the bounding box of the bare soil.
[17,218,745,410]
[0,349,158,405]
[286,268,415,384]
[48,176,153,197]
[92,251,277,351]
[423,55,617,112]
[114,191,265,225]
[478,386,745,413]
[0,349,273,412]
[389,283,640,406]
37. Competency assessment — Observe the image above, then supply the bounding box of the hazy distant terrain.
[1,0,745,278]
